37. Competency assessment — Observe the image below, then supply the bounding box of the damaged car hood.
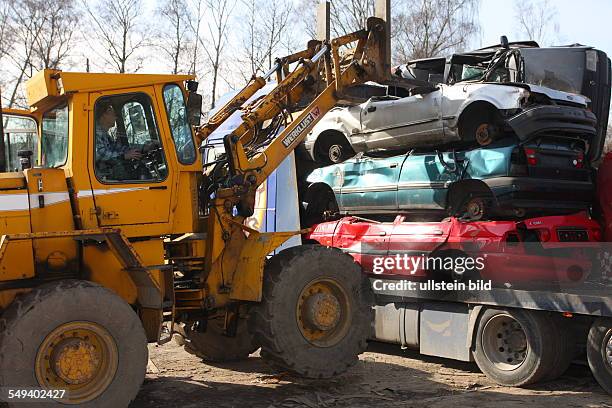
[523,84,589,106]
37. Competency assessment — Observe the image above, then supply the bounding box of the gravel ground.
[133,341,611,408]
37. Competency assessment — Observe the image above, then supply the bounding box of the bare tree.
[201,0,234,107]
[236,0,294,81]
[0,1,12,61]
[86,0,146,73]
[393,0,479,63]
[157,0,191,74]
[186,0,206,76]
[296,0,374,38]
[514,0,559,46]
[31,0,79,70]
[5,0,47,107]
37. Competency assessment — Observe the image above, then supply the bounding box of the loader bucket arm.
[197,16,397,303]
[200,17,392,213]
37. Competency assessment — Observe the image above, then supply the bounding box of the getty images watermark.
[370,254,493,291]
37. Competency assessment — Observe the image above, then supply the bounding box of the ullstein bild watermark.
[372,279,493,291]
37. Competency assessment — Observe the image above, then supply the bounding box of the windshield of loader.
[163,84,196,164]
[41,104,69,168]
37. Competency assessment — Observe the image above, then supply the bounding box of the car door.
[397,150,461,211]
[333,219,391,274]
[88,88,175,226]
[339,155,401,214]
[360,89,443,150]
[388,218,452,278]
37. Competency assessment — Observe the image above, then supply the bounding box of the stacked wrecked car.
[302,40,610,221]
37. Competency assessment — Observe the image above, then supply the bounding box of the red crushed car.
[305,213,602,285]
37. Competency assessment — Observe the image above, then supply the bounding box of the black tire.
[249,245,373,378]
[460,112,500,146]
[542,318,576,382]
[302,183,339,227]
[0,280,147,407]
[316,132,355,165]
[587,318,612,395]
[473,308,556,386]
[183,317,258,362]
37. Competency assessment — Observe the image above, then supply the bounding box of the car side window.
[163,84,196,164]
[94,93,168,183]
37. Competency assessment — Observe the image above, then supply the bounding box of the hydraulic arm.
[191,17,394,305]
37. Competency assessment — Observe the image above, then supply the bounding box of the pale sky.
[478,0,612,58]
[477,0,612,123]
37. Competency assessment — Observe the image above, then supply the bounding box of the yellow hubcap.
[297,278,351,347]
[35,321,118,404]
[53,338,100,385]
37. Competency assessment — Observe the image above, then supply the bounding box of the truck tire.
[0,280,147,407]
[586,318,612,395]
[183,317,258,362]
[249,245,373,378]
[542,318,575,382]
[473,308,556,386]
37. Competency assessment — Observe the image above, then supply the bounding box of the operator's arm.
[96,131,141,161]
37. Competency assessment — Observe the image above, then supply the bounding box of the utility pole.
[375,0,391,75]
[316,0,330,42]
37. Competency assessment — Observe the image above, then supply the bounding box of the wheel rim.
[35,321,119,404]
[475,124,493,146]
[466,198,485,220]
[604,329,612,371]
[296,278,351,347]
[481,315,528,371]
[328,145,343,163]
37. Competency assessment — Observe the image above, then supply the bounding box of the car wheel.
[475,123,498,146]
[302,183,339,227]
[457,195,491,221]
[316,132,355,165]
[461,113,500,146]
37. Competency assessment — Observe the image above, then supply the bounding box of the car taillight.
[524,148,537,166]
[573,152,584,168]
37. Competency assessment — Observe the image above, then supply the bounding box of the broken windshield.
[520,48,585,94]
[449,47,586,94]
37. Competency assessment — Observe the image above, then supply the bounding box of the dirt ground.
[133,341,611,408]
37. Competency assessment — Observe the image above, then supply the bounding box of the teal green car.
[305,137,593,220]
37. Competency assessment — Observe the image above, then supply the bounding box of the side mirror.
[186,92,203,126]
[18,150,33,170]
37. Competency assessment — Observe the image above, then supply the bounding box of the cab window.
[1,114,38,172]
[163,84,196,164]
[94,93,168,183]
[41,104,69,168]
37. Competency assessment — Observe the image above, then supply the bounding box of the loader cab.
[25,69,202,237]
